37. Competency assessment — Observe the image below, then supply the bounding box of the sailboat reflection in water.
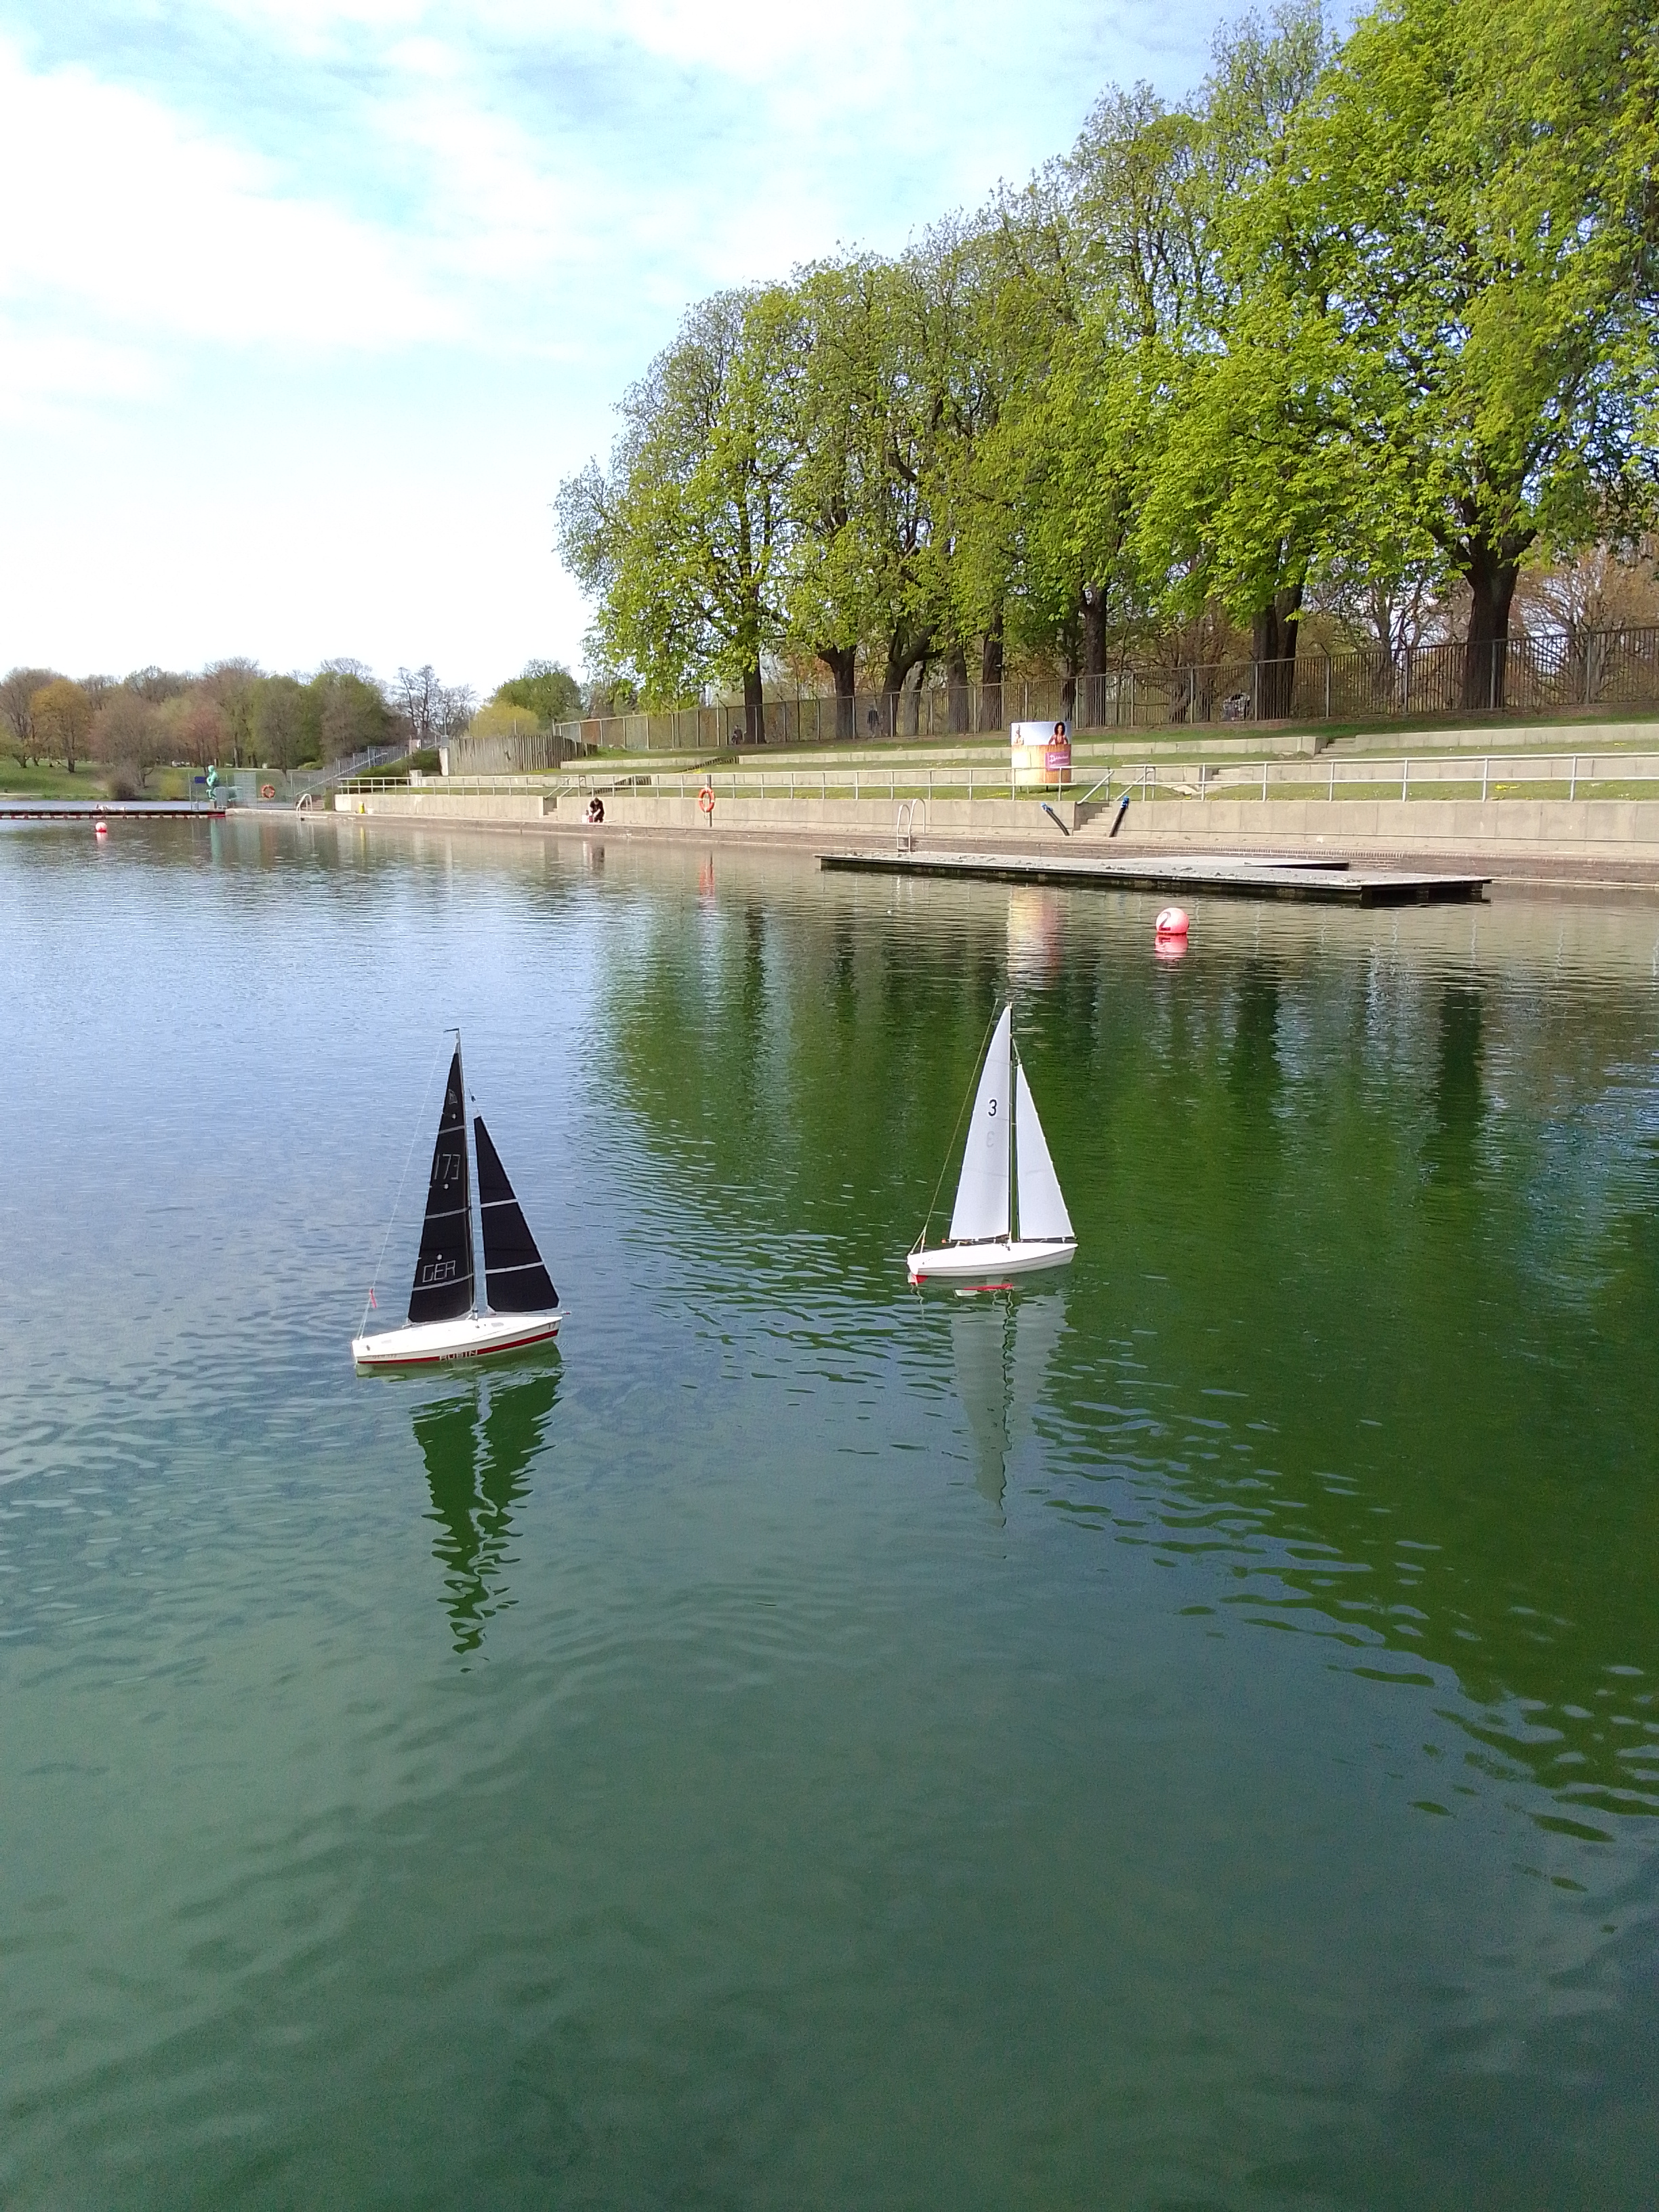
[354,1031,562,1370]
[951,1292,1066,1519]
[415,1369,560,1654]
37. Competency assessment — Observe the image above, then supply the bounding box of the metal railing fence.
[445,622,1659,761]
[340,750,1659,809]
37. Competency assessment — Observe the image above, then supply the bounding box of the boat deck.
[818,848,1490,905]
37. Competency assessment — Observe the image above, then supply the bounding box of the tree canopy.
[558,0,1659,720]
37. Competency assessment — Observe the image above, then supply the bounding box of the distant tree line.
[558,0,1659,733]
[0,657,587,781]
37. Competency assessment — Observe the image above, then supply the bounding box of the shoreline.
[318,790,1659,897]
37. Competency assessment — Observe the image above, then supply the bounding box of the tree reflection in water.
[413,1366,560,1654]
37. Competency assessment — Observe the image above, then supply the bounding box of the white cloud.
[0,322,162,424]
[0,0,1220,682]
[0,39,452,351]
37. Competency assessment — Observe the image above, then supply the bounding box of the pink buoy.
[1154,905,1189,938]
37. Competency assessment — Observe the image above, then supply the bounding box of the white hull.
[352,1307,562,1370]
[907,1238,1076,1284]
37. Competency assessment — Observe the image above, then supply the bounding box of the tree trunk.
[818,646,857,740]
[979,618,1004,733]
[881,628,930,734]
[945,640,970,733]
[1459,538,1523,711]
[743,664,764,745]
[1252,583,1304,720]
[1079,583,1107,731]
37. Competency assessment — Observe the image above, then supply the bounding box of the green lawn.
[0,758,119,799]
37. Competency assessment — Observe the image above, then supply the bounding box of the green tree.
[251,676,317,771]
[557,285,805,741]
[493,659,582,725]
[1272,0,1659,706]
[1127,5,1337,718]
[30,678,94,773]
[312,664,393,758]
[0,667,58,764]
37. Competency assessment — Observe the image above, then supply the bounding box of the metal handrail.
[333,747,1659,811]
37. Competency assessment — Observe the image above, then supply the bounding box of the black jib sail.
[408,1046,476,1323]
[474,1115,558,1313]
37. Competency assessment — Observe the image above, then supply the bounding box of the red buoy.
[1154,905,1188,938]
[94,819,108,839]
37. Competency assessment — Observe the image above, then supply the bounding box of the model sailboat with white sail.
[352,1038,562,1370]
[907,1005,1077,1283]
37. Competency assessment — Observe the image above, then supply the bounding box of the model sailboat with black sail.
[907,1005,1077,1283]
[352,1038,562,1370]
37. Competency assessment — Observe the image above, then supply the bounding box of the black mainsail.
[408,1046,475,1323]
[474,1115,558,1313]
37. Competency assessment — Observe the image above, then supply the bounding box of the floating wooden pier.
[0,799,227,821]
[818,848,1490,905]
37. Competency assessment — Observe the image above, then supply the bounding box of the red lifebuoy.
[260,783,276,800]
[698,784,715,816]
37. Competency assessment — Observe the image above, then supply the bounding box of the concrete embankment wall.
[335,784,1659,857]
[337,789,1053,837]
[336,790,552,821]
[1109,797,1659,853]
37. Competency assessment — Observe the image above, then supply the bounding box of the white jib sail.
[949,1006,1013,1243]
[1015,1059,1074,1242]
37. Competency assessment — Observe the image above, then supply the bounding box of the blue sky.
[2,0,1234,696]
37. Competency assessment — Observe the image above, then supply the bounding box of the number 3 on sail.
[907,1005,1077,1284]
[352,1035,563,1369]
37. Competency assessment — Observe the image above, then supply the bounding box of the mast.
[457,1036,478,1312]
[408,1035,476,1324]
[1010,1036,1020,1242]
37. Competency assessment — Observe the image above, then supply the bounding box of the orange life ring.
[698,783,715,816]
[260,783,276,800]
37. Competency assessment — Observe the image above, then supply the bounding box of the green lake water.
[3,817,1657,2207]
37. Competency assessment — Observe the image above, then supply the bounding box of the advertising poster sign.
[1010,719,1072,788]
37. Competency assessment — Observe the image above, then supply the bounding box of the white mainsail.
[948,1005,1012,1243]
[1014,1060,1074,1242]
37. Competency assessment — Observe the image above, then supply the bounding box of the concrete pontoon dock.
[819,848,1491,905]
[0,800,227,821]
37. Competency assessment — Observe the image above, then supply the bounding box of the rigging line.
[916,1001,1002,1251]
[361,1029,451,1334]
